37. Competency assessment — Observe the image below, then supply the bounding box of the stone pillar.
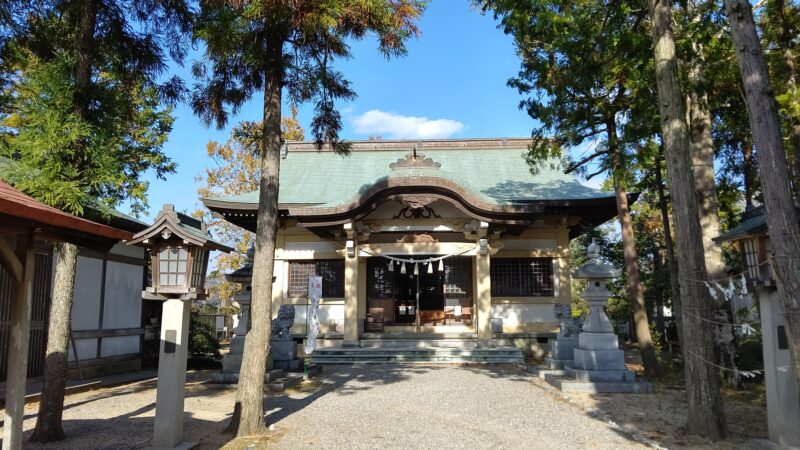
[342,245,359,347]
[153,299,192,448]
[475,252,493,347]
[758,288,800,448]
[216,288,250,382]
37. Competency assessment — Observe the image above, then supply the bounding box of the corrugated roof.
[205,140,613,208]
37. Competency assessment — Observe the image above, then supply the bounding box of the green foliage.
[736,328,764,378]
[0,0,191,215]
[0,52,175,215]
[191,0,426,151]
[188,313,222,370]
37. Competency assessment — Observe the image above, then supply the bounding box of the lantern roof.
[714,202,799,243]
[226,245,254,283]
[572,241,620,279]
[127,204,233,252]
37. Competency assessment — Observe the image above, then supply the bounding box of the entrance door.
[366,256,473,331]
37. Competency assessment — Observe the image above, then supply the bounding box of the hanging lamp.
[413,262,419,275]
[438,259,444,271]
[388,260,394,272]
[400,263,407,274]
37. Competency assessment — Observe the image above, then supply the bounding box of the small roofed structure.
[0,180,135,449]
[715,203,800,449]
[128,204,232,301]
[127,205,231,448]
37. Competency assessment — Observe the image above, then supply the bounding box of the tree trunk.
[649,0,728,439]
[687,56,726,281]
[30,243,78,443]
[773,0,800,197]
[229,29,285,437]
[73,0,96,121]
[609,126,659,377]
[743,141,756,206]
[724,0,800,389]
[30,1,96,442]
[656,156,683,346]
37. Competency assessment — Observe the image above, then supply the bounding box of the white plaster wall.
[289,304,345,331]
[490,304,555,326]
[500,239,557,251]
[68,338,97,361]
[101,335,140,358]
[110,242,145,259]
[102,261,143,329]
[280,241,341,261]
[70,256,103,330]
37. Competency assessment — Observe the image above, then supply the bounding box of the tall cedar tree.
[190,0,425,436]
[194,112,304,303]
[648,0,728,439]
[760,0,800,197]
[0,0,191,442]
[481,0,660,377]
[724,0,800,390]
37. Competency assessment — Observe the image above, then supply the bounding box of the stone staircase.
[310,335,524,364]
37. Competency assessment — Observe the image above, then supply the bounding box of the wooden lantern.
[127,204,232,300]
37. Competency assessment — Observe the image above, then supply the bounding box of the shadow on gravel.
[264,363,529,426]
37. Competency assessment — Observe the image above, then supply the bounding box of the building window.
[158,246,188,286]
[288,260,345,298]
[490,258,555,297]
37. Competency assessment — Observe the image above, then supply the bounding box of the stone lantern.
[213,245,254,383]
[566,241,636,383]
[127,204,231,449]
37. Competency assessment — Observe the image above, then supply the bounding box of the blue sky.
[133,3,558,218]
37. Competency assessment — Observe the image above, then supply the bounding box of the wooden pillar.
[475,251,493,347]
[3,231,35,450]
[342,248,359,347]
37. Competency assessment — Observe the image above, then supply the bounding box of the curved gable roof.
[203,138,615,211]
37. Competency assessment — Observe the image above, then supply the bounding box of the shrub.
[188,313,222,370]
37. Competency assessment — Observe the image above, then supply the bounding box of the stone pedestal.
[214,291,250,383]
[213,247,253,384]
[546,337,578,369]
[550,242,650,393]
[271,337,302,371]
[153,299,193,449]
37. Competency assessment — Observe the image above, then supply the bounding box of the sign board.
[304,276,323,355]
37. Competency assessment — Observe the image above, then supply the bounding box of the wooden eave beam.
[0,234,23,282]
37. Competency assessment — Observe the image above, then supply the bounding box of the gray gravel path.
[265,365,647,450]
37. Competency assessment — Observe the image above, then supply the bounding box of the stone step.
[310,346,524,365]
[267,375,303,392]
[359,339,479,348]
[544,373,653,394]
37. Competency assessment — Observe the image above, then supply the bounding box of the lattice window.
[367,258,394,299]
[191,248,207,288]
[443,257,471,296]
[288,260,345,297]
[743,238,760,281]
[158,246,188,286]
[490,258,555,297]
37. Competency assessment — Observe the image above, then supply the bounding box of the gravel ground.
[14,365,650,450]
[257,364,648,450]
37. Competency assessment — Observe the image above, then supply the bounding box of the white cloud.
[351,109,464,139]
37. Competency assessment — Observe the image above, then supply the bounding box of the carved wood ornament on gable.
[389,151,441,170]
[393,196,442,219]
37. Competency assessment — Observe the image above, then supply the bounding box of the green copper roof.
[205,140,613,208]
